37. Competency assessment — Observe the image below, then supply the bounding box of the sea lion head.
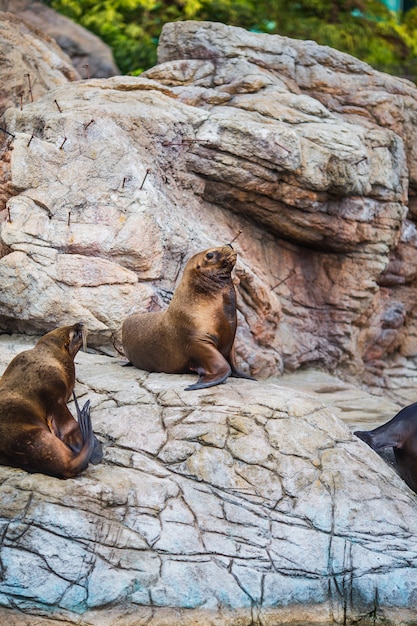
[192,244,237,279]
[38,322,88,359]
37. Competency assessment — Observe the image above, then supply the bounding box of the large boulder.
[0,0,119,78]
[0,334,416,625]
[2,21,417,393]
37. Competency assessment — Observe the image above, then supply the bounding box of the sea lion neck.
[177,268,233,299]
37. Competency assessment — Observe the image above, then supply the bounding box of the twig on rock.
[229,229,242,245]
[25,73,33,102]
[271,269,296,290]
[162,138,209,146]
[0,127,15,139]
[139,168,150,190]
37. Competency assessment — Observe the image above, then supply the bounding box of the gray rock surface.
[0,10,79,116]
[2,20,417,624]
[0,334,416,625]
[0,0,119,77]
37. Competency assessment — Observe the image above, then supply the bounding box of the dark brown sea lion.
[0,323,102,479]
[122,244,255,390]
[354,402,417,494]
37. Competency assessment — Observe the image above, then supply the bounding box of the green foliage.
[42,0,417,81]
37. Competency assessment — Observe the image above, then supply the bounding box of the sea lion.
[354,402,417,494]
[122,244,254,390]
[0,323,102,479]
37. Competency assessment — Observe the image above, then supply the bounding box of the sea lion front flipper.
[354,423,405,451]
[185,343,232,391]
[354,402,417,452]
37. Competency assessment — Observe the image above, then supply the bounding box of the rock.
[0,334,416,625]
[0,0,119,78]
[0,10,80,117]
[1,20,417,389]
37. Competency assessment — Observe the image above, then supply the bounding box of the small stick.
[271,269,296,290]
[82,64,90,79]
[0,127,15,139]
[60,137,67,149]
[122,177,127,188]
[276,141,290,153]
[139,168,150,190]
[84,119,94,130]
[19,92,24,111]
[162,139,209,146]
[54,99,62,113]
[27,134,34,147]
[229,229,242,245]
[354,157,367,166]
[7,207,12,223]
[25,74,33,102]
[67,211,71,227]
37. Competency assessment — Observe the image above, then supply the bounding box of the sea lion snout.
[68,322,88,355]
[221,246,237,267]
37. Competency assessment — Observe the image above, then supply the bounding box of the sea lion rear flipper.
[73,393,102,464]
[90,437,103,464]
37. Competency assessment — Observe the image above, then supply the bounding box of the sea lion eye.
[206,252,214,260]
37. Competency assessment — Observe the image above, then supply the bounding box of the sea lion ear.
[67,329,76,350]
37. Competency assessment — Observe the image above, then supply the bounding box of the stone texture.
[2,21,417,390]
[0,10,80,116]
[0,334,416,625]
[2,19,417,625]
[0,0,119,78]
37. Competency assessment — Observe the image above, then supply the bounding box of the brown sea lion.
[122,244,255,390]
[0,323,102,479]
[354,402,417,494]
